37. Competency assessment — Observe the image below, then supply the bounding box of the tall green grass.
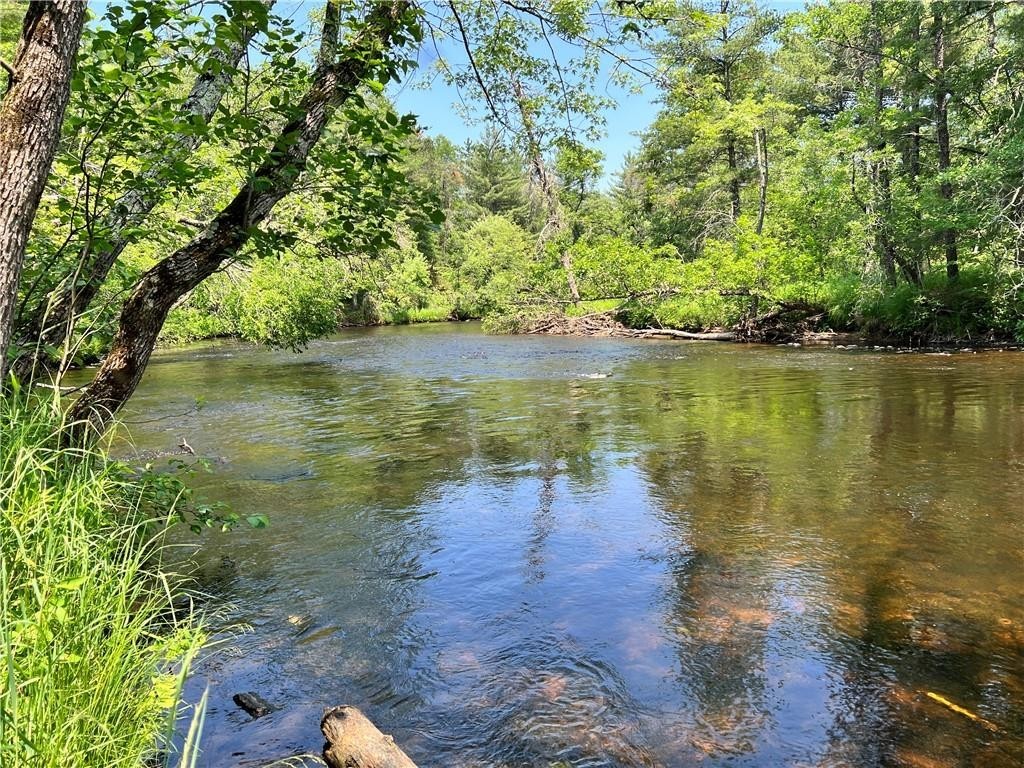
[0,392,205,768]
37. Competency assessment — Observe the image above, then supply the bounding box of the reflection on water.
[110,324,1024,767]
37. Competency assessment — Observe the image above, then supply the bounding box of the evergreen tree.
[460,129,534,229]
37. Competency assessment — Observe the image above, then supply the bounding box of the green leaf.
[55,577,88,591]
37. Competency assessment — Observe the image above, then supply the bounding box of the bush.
[447,215,536,318]
[228,259,348,349]
[160,305,235,345]
[570,236,681,300]
[846,266,1024,341]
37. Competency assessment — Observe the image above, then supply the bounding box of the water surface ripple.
[113,324,1023,767]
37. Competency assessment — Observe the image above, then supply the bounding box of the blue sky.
[391,41,663,186]
[273,1,810,184]
[389,1,811,185]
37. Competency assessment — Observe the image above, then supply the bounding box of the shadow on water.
[93,324,1024,767]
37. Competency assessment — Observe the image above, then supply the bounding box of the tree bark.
[753,126,767,235]
[719,1,740,223]
[726,135,741,222]
[869,0,898,285]
[933,1,958,281]
[903,3,924,284]
[0,1,85,380]
[12,3,272,383]
[321,706,419,768]
[67,0,411,437]
[510,77,580,302]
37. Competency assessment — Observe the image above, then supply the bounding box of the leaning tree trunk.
[67,0,411,437]
[12,2,273,383]
[0,1,86,380]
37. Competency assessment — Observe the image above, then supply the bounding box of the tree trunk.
[12,3,272,383]
[905,3,924,284]
[726,135,741,222]
[933,1,958,281]
[875,163,900,284]
[719,1,740,224]
[510,77,580,302]
[633,328,737,341]
[321,706,419,768]
[0,1,85,380]
[870,0,897,285]
[753,127,767,235]
[67,0,411,437]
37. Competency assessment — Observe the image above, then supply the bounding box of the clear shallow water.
[110,324,1023,767]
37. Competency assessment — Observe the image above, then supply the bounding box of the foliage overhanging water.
[109,324,1023,767]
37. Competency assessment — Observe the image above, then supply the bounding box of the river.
[112,323,1024,767]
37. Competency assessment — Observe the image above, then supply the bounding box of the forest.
[1,1,1022,767]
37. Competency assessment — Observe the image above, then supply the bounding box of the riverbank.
[153,314,1023,360]
[518,308,1024,350]
[152,263,1022,355]
[0,397,204,768]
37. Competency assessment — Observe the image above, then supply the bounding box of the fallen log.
[321,706,418,768]
[631,328,737,341]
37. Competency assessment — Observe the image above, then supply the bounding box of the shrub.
[448,214,536,318]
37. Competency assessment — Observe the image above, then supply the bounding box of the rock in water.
[232,691,275,719]
[321,705,418,768]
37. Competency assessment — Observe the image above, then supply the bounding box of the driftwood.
[629,328,737,341]
[737,300,826,341]
[526,311,628,336]
[321,706,418,768]
[525,312,737,341]
[523,300,828,343]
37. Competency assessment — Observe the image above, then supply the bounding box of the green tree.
[11,1,281,380]
[461,128,533,226]
[639,0,781,255]
[66,1,421,436]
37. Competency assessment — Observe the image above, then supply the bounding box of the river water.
[113,323,1023,767]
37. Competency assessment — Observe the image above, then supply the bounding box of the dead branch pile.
[525,311,629,336]
[737,301,827,341]
[526,310,738,340]
[523,300,829,343]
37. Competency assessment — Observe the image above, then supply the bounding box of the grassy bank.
[0,395,204,768]
[157,255,457,349]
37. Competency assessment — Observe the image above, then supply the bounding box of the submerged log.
[321,706,418,768]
